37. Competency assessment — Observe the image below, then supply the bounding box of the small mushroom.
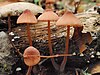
[23,46,40,66]
[17,9,37,46]
[38,9,59,70]
[23,46,40,75]
[17,10,37,75]
[56,11,82,72]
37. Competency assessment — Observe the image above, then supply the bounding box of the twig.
[24,54,72,58]
[7,33,23,57]
[10,39,23,57]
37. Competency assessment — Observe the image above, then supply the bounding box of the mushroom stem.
[26,66,32,75]
[8,14,11,32]
[27,24,32,46]
[7,14,23,57]
[48,21,53,55]
[47,20,59,70]
[60,26,70,72]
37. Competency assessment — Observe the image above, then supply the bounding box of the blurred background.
[0,0,100,15]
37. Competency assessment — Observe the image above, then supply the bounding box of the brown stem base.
[27,24,32,46]
[48,21,59,70]
[60,26,70,72]
[26,66,32,75]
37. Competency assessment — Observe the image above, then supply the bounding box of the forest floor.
[0,6,100,75]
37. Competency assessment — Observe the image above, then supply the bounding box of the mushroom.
[38,0,59,70]
[0,2,44,18]
[56,11,82,72]
[23,46,40,66]
[23,46,40,75]
[17,9,37,46]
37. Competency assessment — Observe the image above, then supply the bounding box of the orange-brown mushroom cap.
[17,9,37,24]
[23,46,40,66]
[38,9,59,21]
[56,11,82,27]
[46,0,55,4]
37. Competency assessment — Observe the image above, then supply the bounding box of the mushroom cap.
[0,2,44,18]
[38,9,59,21]
[56,11,82,27]
[23,46,40,66]
[46,0,55,4]
[17,9,37,24]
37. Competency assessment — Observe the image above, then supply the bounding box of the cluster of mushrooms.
[15,0,92,75]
